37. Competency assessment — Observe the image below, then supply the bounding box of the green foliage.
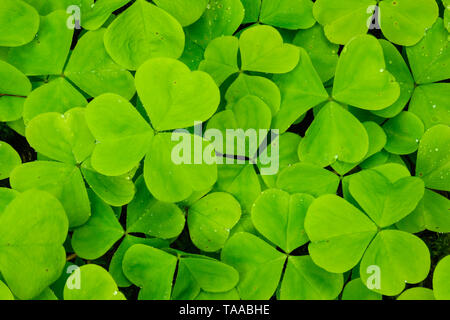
[0,0,447,302]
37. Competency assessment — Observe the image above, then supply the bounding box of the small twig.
[0,93,27,98]
[66,253,77,261]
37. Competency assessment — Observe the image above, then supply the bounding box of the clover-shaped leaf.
[252,189,313,254]
[144,132,217,203]
[0,0,39,47]
[332,35,400,110]
[293,24,339,83]
[259,0,315,30]
[0,141,21,180]
[433,255,450,300]
[0,280,14,300]
[342,278,382,300]
[136,58,220,131]
[71,190,124,260]
[23,78,87,124]
[154,0,208,27]
[383,111,424,155]
[198,36,239,86]
[0,190,68,300]
[349,169,425,227]
[8,10,73,76]
[127,176,185,239]
[240,25,300,74]
[416,124,450,191]
[65,29,136,100]
[397,287,435,300]
[360,230,430,296]
[64,264,126,300]
[298,101,369,167]
[188,192,241,252]
[104,0,184,70]
[0,60,31,122]
[86,93,153,176]
[305,194,378,273]
[277,163,340,197]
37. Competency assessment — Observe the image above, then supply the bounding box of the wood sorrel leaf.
[360,230,430,296]
[0,190,68,300]
[154,0,208,27]
[416,124,450,191]
[252,189,314,254]
[221,232,286,300]
[383,111,424,155]
[65,29,136,100]
[188,192,241,252]
[64,264,126,300]
[259,0,315,30]
[239,25,300,74]
[433,255,450,300]
[332,35,400,110]
[0,141,21,180]
[0,0,40,47]
[298,101,369,167]
[104,0,185,70]
[8,11,73,76]
[86,93,153,176]
[305,194,378,273]
[136,58,220,131]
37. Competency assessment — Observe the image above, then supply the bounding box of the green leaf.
[198,36,239,86]
[127,176,185,239]
[10,161,90,227]
[136,58,220,131]
[221,232,286,300]
[299,101,369,167]
[349,169,424,228]
[71,191,124,260]
[396,189,450,233]
[0,280,14,300]
[313,0,376,45]
[122,244,177,300]
[104,0,184,70]
[397,287,435,300]
[64,264,125,300]
[272,48,329,133]
[0,190,68,300]
[196,289,240,300]
[280,255,343,300]
[276,163,340,197]
[0,141,21,180]
[81,159,136,207]
[0,188,19,214]
[240,25,300,74]
[7,11,73,76]
[173,257,239,299]
[144,132,217,203]
[379,0,439,46]
[360,230,430,296]
[225,73,281,116]
[293,24,339,83]
[86,93,153,176]
[213,164,261,215]
[185,0,244,49]
[154,0,208,26]
[305,194,378,273]
[65,29,136,100]
[409,83,450,130]
[341,278,382,300]
[188,192,241,252]
[433,255,450,300]
[0,60,31,122]
[26,108,95,164]
[372,39,415,118]
[252,189,313,253]
[23,78,87,124]
[241,0,261,23]
[82,0,132,30]
[407,18,450,84]
[0,0,39,47]
[332,35,400,110]
[383,111,424,155]
[259,0,315,30]
[416,124,450,191]
[109,236,169,287]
